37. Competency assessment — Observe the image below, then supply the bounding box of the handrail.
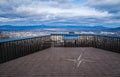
[0,35,51,63]
[51,34,120,39]
[0,34,120,63]
[0,34,50,43]
[51,34,120,52]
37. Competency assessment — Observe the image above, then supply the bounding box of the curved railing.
[51,34,120,52]
[0,35,51,63]
[0,34,120,63]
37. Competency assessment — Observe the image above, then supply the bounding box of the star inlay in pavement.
[65,49,95,68]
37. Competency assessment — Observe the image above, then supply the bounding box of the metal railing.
[0,34,120,63]
[0,35,51,63]
[51,34,120,52]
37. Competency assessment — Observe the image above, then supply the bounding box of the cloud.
[85,0,120,12]
[0,17,26,22]
[15,6,111,18]
[0,0,119,27]
[85,0,120,6]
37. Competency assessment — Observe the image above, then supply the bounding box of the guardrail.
[0,35,51,63]
[0,34,120,63]
[51,34,120,52]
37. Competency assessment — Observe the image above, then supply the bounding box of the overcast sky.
[0,0,120,27]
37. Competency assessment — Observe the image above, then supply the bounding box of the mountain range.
[0,25,120,32]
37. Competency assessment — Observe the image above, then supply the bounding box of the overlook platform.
[0,47,120,77]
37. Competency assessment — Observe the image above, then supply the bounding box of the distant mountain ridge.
[0,25,120,32]
[0,25,109,29]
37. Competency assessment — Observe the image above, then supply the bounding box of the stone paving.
[0,47,120,77]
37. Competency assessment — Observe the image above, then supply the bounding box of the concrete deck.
[0,47,120,77]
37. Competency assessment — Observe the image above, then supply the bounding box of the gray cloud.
[85,0,120,12]
[0,0,119,27]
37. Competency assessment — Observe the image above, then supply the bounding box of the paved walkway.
[0,47,120,77]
